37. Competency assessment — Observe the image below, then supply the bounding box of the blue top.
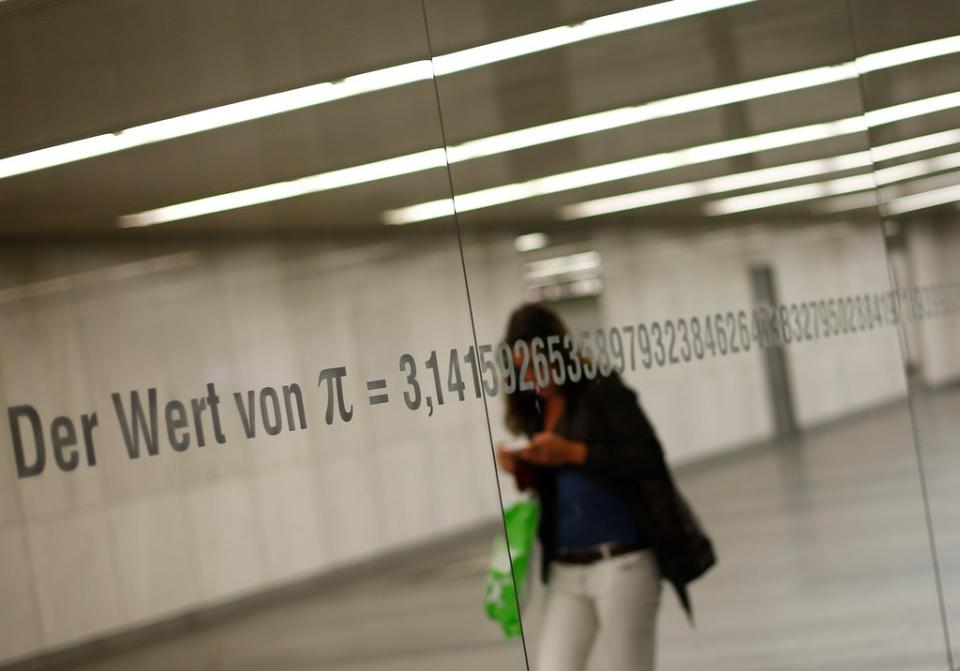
[553,466,644,549]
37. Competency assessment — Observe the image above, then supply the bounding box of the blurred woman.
[496,303,713,671]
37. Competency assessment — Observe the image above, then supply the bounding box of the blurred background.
[0,0,958,669]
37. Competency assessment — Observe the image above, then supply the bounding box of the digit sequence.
[393,281,960,416]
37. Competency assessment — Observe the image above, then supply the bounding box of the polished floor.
[17,388,960,671]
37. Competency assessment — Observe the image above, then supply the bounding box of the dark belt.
[554,541,648,565]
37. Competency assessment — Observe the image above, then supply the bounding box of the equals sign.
[366,379,389,405]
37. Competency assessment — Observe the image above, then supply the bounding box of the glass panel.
[423,0,947,668]
[848,0,960,667]
[0,1,526,669]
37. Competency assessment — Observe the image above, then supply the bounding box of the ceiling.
[0,0,957,237]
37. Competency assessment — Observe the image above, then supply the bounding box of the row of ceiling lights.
[1,0,759,182]
[383,91,960,224]
[560,129,960,218]
[3,0,957,226]
[121,34,960,228]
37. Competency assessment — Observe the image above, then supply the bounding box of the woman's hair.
[503,302,585,436]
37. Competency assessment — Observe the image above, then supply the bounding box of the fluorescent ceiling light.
[445,12,960,81]
[855,34,960,74]
[559,128,960,218]
[0,62,435,181]
[125,83,955,227]
[384,119,869,224]
[1,0,757,181]
[126,89,868,227]
[814,192,878,213]
[818,169,960,214]
[119,34,960,226]
[704,175,877,214]
[444,64,859,161]
[3,12,958,183]
[524,251,601,280]
[443,30,960,161]
[119,149,447,227]
[384,87,960,224]
[432,0,757,76]
[558,153,872,218]
[882,169,960,194]
[703,150,960,214]
[870,128,960,162]
[875,151,960,184]
[445,47,958,162]
[884,179,960,215]
[864,90,960,127]
[515,232,549,252]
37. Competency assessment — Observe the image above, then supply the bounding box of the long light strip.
[870,128,960,161]
[432,0,756,76]
[864,90,960,127]
[0,62,436,181]
[383,119,869,224]
[856,34,960,74]
[383,89,960,224]
[817,170,960,214]
[7,14,960,185]
[885,179,960,215]
[120,149,447,228]
[703,151,960,214]
[703,175,877,214]
[559,128,960,218]
[558,154,871,218]
[0,0,758,181]
[444,35,960,162]
[444,64,858,162]
[120,65,860,226]
[119,36,960,227]
[813,191,879,213]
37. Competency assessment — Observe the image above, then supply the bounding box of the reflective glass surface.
[849,0,960,667]
[0,1,958,670]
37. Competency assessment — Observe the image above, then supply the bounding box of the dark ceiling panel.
[0,0,955,236]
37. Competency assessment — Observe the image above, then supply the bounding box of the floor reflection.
[63,388,958,671]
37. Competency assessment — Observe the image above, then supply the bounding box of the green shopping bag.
[484,499,540,638]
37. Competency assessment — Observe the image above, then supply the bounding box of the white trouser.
[536,550,661,671]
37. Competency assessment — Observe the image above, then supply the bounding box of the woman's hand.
[523,432,588,465]
[495,443,524,474]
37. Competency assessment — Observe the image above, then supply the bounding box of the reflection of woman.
[496,304,713,671]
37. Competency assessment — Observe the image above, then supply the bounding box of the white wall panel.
[109,491,203,625]
[0,223,920,661]
[185,477,265,604]
[0,527,43,664]
[26,510,126,648]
